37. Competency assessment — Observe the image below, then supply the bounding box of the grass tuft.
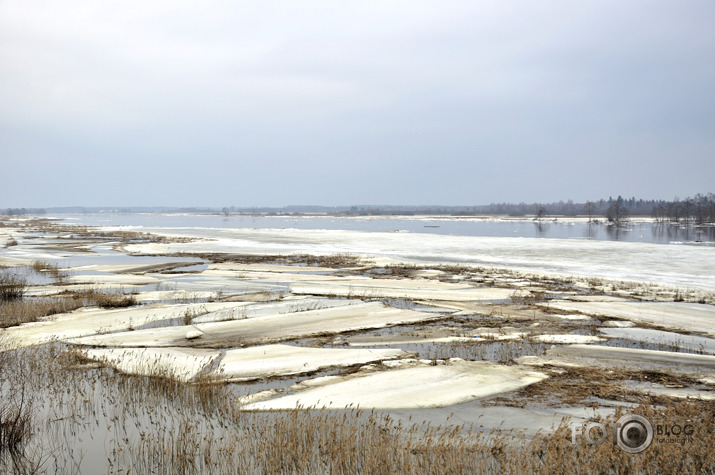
[0,271,26,302]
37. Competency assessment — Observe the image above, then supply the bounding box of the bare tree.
[533,207,548,221]
[606,198,629,225]
[584,201,596,223]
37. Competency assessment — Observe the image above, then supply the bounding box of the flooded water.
[2,213,713,473]
[56,213,715,244]
[17,213,708,292]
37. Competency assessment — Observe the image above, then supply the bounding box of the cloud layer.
[1,1,713,207]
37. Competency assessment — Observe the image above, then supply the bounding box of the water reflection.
[61,213,715,245]
[651,224,715,243]
[605,224,631,241]
[533,222,550,236]
[583,223,598,240]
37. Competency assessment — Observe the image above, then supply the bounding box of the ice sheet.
[291,282,514,301]
[547,300,715,337]
[242,361,548,410]
[531,334,606,344]
[122,227,715,291]
[67,273,160,286]
[68,301,443,347]
[624,381,715,401]
[192,298,362,324]
[149,273,286,295]
[208,262,345,274]
[81,347,218,382]
[600,328,715,354]
[134,290,223,303]
[519,344,715,373]
[347,336,474,346]
[550,314,592,321]
[209,344,406,382]
[1,302,244,348]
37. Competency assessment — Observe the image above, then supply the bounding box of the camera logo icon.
[614,414,653,454]
[571,413,654,454]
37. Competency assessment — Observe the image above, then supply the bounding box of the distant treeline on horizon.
[3,193,714,224]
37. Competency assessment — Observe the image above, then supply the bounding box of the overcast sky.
[1,1,713,208]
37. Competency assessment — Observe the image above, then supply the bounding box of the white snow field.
[121,226,715,291]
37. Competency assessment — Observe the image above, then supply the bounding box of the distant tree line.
[5,194,714,225]
[456,196,661,219]
[2,208,46,216]
[651,193,715,225]
[224,196,715,223]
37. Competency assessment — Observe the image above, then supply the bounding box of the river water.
[58,213,715,244]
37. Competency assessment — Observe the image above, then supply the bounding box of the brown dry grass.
[109,400,715,474]
[9,218,193,247]
[0,296,85,328]
[522,402,715,475]
[508,367,703,407]
[0,390,32,458]
[30,259,68,283]
[0,343,713,473]
[0,271,26,302]
[0,288,137,328]
[82,289,137,308]
[198,253,367,268]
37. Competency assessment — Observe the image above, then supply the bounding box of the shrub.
[0,271,26,302]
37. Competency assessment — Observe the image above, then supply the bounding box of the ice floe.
[2,302,243,348]
[623,381,715,401]
[68,301,443,347]
[209,344,406,382]
[241,361,548,410]
[79,344,406,383]
[191,297,363,324]
[530,334,606,344]
[547,300,715,337]
[291,281,514,301]
[518,344,715,374]
[81,347,218,382]
[600,327,715,354]
[549,314,592,321]
[347,335,474,346]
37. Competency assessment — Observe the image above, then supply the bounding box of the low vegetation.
[83,289,137,308]
[0,270,26,302]
[0,290,137,328]
[1,342,712,473]
[200,253,367,268]
[30,259,68,283]
[0,391,32,463]
[1,259,138,327]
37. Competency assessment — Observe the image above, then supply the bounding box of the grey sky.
[1,1,713,208]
